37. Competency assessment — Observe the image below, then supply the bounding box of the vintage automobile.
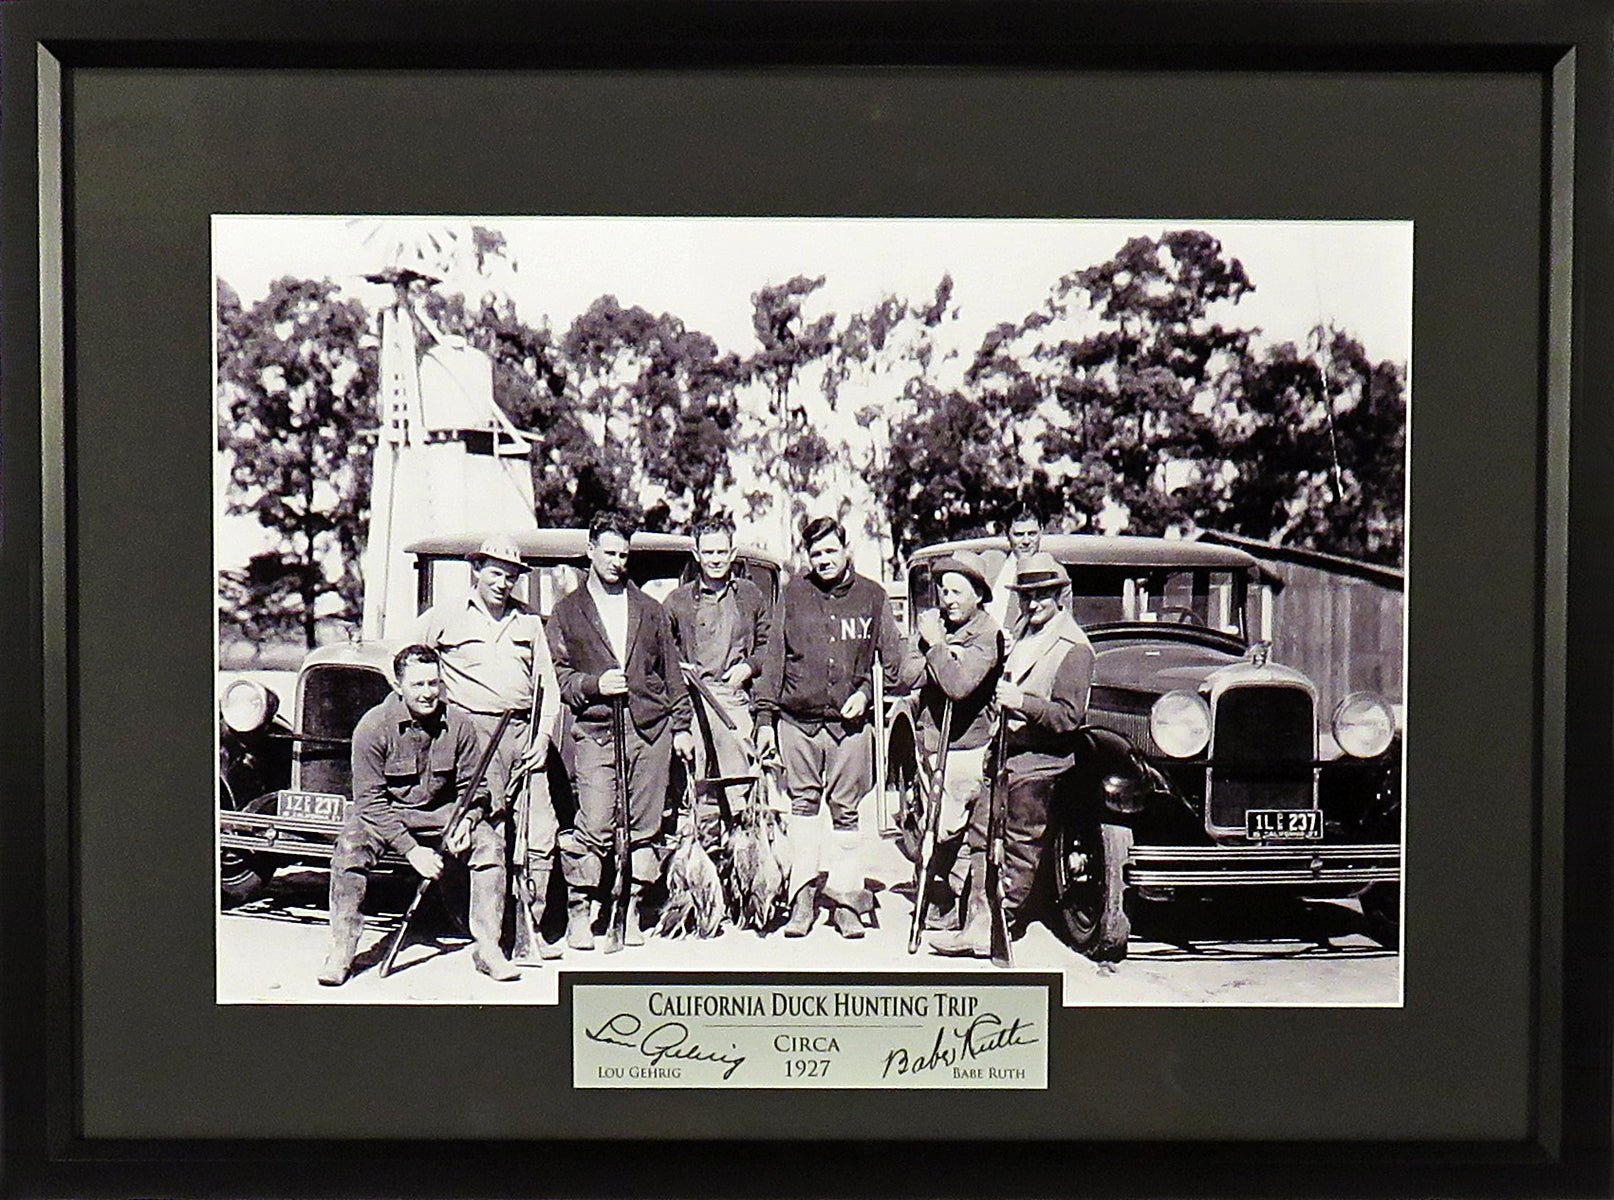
[897,534,1403,962]
[218,530,783,906]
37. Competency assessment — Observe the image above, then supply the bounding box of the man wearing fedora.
[415,532,560,977]
[911,550,1004,930]
[932,550,1094,958]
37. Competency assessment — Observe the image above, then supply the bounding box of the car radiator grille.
[1208,685,1314,829]
[294,666,391,797]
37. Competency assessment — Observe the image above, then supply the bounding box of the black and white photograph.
[215,215,1409,1007]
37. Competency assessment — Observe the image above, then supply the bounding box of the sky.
[213,215,1413,370]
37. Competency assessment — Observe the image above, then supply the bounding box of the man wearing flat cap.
[911,550,1004,929]
[932,550,1094,958]
[415,532,561,976]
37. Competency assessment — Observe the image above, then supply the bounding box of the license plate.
[1246,808,1322,840]
[278,790,347,823]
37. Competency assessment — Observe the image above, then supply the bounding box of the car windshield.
[909,560,1248,639]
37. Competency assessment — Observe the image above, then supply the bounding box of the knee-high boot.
[469,865,519,981]
[783,813,825,937]
[928,852,991,958]
[318,868,367,986]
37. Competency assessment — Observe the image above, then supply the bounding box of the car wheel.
[220,848,275,906]
[1360,881,1400,950]
[1053,818,1133,962]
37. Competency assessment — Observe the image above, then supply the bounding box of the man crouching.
[319,644,508,986]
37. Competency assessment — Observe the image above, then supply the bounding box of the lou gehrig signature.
[584,1014,748,1080]
[880,1012,1040,1079]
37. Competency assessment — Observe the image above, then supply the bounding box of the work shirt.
[349,693,481,856]
[917,607,1004,753]
[986,557,1025,636]
[415,592,559,745]
[663,574,773,688]
[588,576,630,664]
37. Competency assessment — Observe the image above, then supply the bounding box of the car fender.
[1068,726,1158,820]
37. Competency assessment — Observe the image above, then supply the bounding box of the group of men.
[317,504,1094,985]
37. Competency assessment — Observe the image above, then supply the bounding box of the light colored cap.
[467,534,529,574]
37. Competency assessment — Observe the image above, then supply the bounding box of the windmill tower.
[360,268,536,639]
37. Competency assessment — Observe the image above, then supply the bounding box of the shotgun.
[984,713,1012,968]
[604,696,631,954]
[907,696,953,953]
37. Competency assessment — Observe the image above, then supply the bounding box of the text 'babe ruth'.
[756,514,924,939]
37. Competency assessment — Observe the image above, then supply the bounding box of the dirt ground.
[217,829,1400,1008]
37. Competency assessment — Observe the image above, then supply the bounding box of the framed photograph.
[5,0,1609,1196]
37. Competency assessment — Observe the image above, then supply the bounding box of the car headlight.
[1332,692,1396,758]
[1150,690,1211,758]
[220,678,278,734]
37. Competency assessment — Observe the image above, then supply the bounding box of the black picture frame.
[3,0,1609,1196]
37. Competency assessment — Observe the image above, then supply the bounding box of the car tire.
[1360,881,1400,950]
[1054,818,1133,962]
[220,848,275,907]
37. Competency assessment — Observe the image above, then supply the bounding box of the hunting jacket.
[917,607,1004,753]
[547,580,693,743]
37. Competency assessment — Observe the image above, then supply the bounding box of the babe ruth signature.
[585,1013,748,1080]
[880,1012,1039,1079]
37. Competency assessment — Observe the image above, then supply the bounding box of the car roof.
[404,529,781,567]
[910,533,1260,571]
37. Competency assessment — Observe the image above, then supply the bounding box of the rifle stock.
[907,696,952,953]
[604,697,631,954]
[985,715,1012,968]
[379,707,516,979]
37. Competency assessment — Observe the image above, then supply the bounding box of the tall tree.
[560,296,745,528]
[737,276,840,547]
[1030,230,1255,534]
[1196,325,1406,565]
[216,276,378,647]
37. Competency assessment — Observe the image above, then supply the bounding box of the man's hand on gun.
[755,724,778,765]
[406,845,444,880]
[515,736,548,775]
[598,668,628,696]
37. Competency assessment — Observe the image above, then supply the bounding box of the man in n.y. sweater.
[756,515,923,938]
